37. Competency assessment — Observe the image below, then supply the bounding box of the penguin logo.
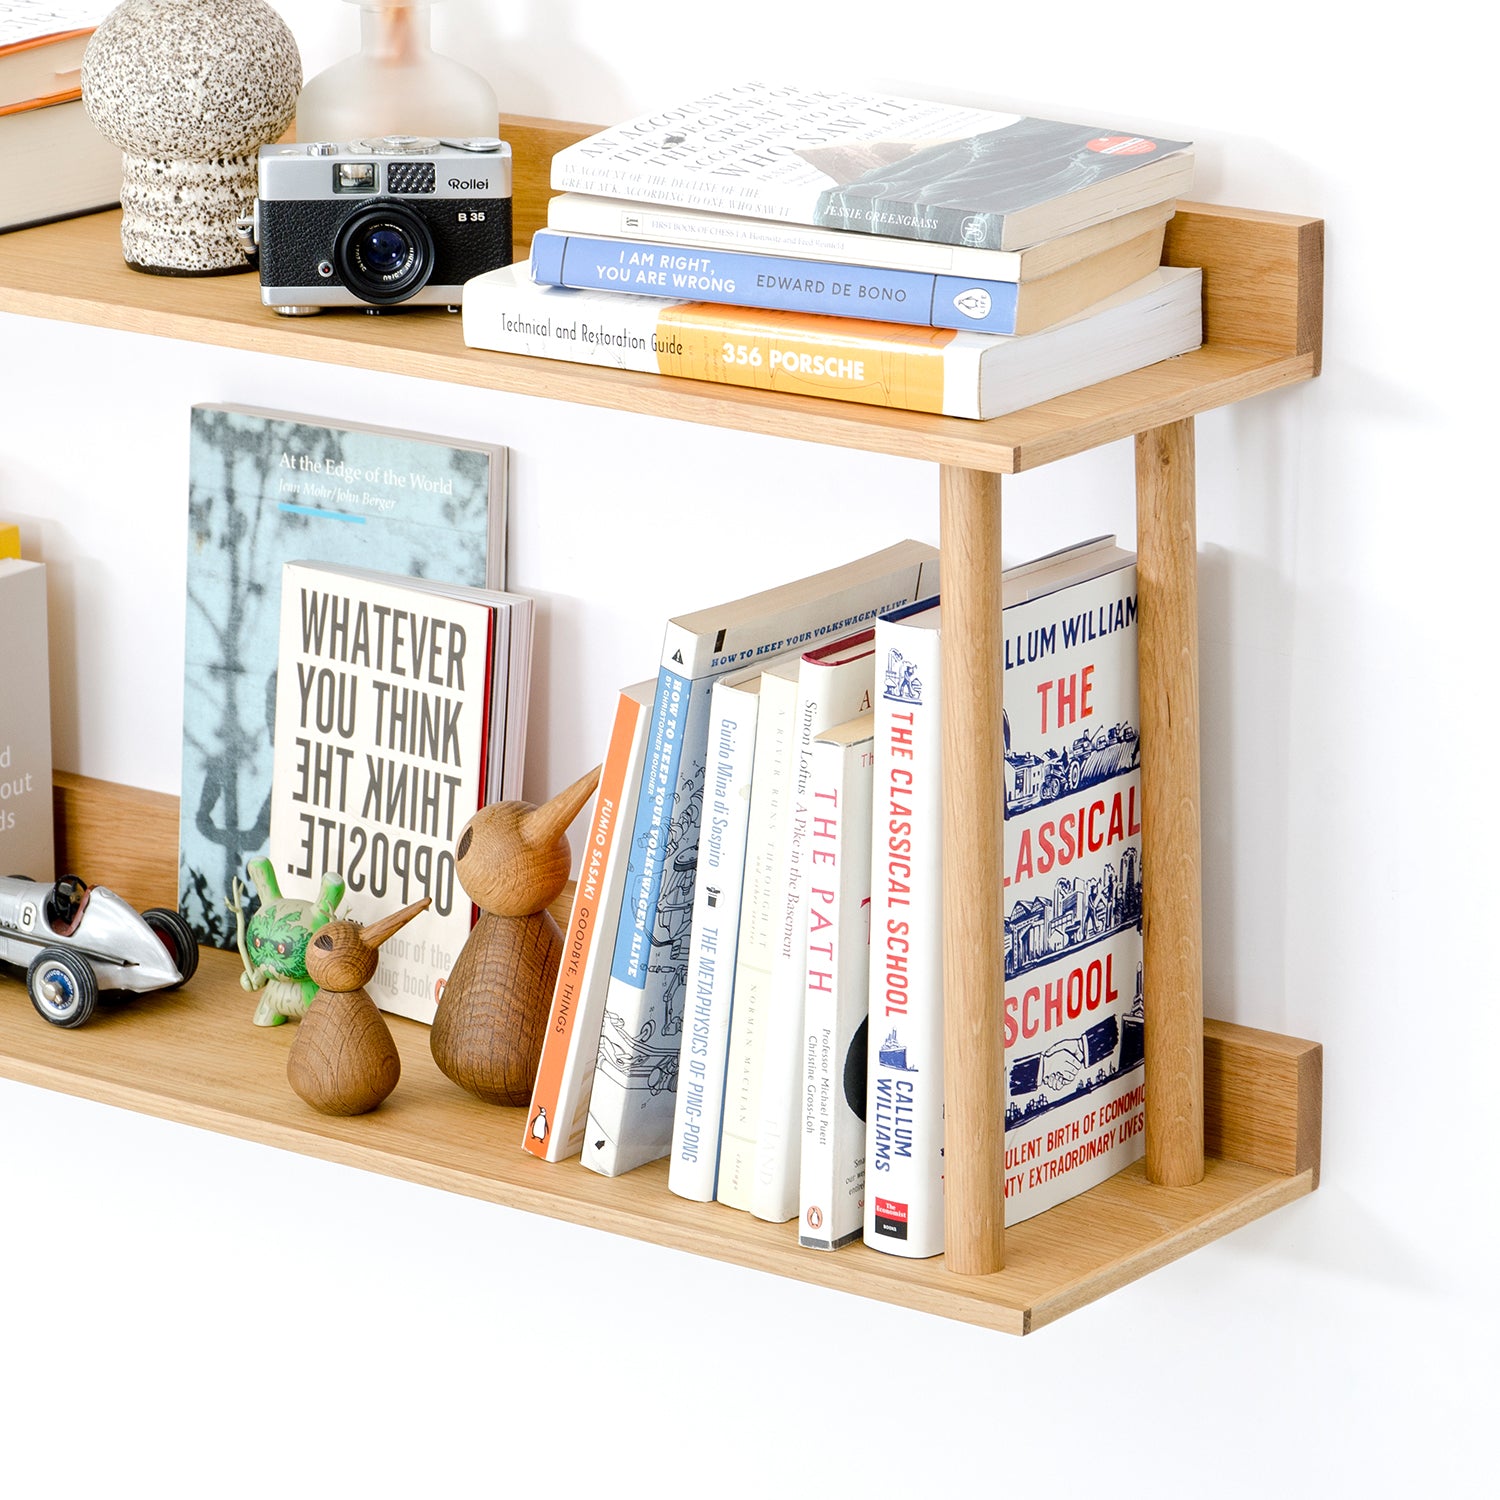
[530,1106,549,1142]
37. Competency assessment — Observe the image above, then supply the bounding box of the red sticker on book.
[1086,135,1157,155]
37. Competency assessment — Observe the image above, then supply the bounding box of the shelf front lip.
[1,214,1313,476]
[2,952,1315,1338]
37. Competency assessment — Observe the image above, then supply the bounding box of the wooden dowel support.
[939,464,1007,1275]
[1135,418,1206,1186]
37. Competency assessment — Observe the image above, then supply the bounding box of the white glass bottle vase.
[295,1,498,142]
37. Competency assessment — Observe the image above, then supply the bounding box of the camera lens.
[334,203,436,304]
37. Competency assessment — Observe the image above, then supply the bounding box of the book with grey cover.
[0,557,54,880]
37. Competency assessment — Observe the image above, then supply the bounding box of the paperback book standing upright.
[583,541,938,1180]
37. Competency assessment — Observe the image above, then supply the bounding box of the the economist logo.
[1086,135,1159,156]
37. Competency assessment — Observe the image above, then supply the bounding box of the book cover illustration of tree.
[179,407,497,949]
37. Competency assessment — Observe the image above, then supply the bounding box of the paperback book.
[179,404,507,953]
[545,193,1176,285]
[750,630,878,1223]
[551,82,1193,252]
[865,538,1144,1258]
[799,711,874,1251]
[463,263,1203,421]
[582,539,939,1180]
[667,661,766,1203]
[0,553,54,880]
[528,223,1166,336]
[716,652,804,1211]
[267,560,532,1025]
[524,679,655,1163]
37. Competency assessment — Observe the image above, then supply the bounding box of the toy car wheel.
[26,948,98,1028]
[143,907,200,985]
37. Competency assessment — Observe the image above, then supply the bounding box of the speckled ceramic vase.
[81,0,302,275]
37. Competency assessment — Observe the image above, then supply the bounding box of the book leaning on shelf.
[0,537,55,880]
[462,264,1202,422]
[865,538,1144,1259]
[266,560,533,1026]
[524,678,654,1163]
[582,539,938,1180]
[179,404,507,954]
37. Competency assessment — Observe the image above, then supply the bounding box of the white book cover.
[0,558,54,880]
[463,262,1203,423]
[668,663,763,1202]
[545,192,1176,284]
[865,598,945,1257]
[999,555,1144,1223]
[524,679,654,1163]
[751,630,878,1223]
[799,713,874,1251]
[267,561,530,1024]
[582,540,937,1179]
[715,655,802,1211]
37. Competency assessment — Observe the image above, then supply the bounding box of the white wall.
[1,2,1491,1491]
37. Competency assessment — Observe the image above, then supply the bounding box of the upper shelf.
[0,117,1322,474]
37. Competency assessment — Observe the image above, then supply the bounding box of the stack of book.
[1,4,121,233]
[522,534,1148,1262]
[463,82,1204,420]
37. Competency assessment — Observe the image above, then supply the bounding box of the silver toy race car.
[0,873,199,1027]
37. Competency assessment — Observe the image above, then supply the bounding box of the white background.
[2,1,1495,1492]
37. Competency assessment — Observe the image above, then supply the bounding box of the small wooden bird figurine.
[287,897,431,1116]
[430,766,601,1106]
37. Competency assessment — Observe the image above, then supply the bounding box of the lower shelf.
[1,945,1319,1334]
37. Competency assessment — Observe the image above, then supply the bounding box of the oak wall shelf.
[0,115,1326,1330]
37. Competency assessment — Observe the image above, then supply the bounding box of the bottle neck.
[359,4,434,62]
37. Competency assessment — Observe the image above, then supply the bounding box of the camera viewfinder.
[335,162,378,193]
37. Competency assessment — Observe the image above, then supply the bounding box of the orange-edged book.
[0,5,107,113]
[463,261,1202,421]
[523,679,655,1162]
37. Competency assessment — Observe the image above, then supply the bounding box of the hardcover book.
[529,223,1166,337]
[524,678,655,1163]
[582,540,939,1180]
[545,193,1176,285]
[864,538,1144,1257]
[0,555,54,880]
[667,661,765,1203]
[178,404,506,954]
[0,4,108,112]
[550,83,1193,252]
[463,262,1203,422]
[267,560,533,1025]
[799,711,874,1251]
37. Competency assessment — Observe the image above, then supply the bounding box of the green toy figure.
[228,858,346,1026]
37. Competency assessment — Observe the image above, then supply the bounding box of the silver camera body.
[243,136,513,315]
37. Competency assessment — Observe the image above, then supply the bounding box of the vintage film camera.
[240,136,513,315]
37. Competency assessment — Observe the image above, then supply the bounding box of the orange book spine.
[522,688,645,1160]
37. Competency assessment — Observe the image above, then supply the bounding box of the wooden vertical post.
[939,463,1006,1274]
[1135,418,1205,1186]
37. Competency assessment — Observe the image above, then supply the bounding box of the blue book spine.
[530,229,1023,334]
[611,665,688,987]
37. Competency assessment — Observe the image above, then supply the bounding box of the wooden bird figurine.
[287,897,431,1116]
[430,766,602,1106]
